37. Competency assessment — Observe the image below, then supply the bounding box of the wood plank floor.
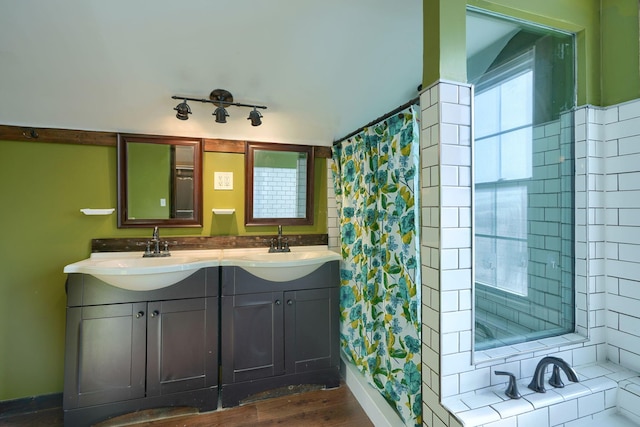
[0,385,373,427]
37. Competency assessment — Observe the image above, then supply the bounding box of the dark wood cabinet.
[63,268,219,427]
[65,303,147,409]
[146,297,218,396]
[220,262,340,407]
[285,288,338,374]
[63,259,341,423]
[222,292,285,383]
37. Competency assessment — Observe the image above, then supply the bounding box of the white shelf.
[80,208,115,215]
[212,208,235,215]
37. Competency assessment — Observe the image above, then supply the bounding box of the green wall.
[424,0,640,107]
[254,150,300,169]
[601,0,640,105]
[0,140,327,401]
[128,142,171,219]
[0,141,116,400]
[423,0,467,85]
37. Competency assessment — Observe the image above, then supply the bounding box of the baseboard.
[0,392,62,419]
[341,354,403,427]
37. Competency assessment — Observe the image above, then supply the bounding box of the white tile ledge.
[444,362,639,427]
[473,333,588,365]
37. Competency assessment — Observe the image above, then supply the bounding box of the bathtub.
[445,362,640,426]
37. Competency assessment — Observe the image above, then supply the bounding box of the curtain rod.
[333,96,420,146]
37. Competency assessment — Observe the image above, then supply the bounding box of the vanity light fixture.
[174,99,191,120]
[247,108,262,126]
[214,105,229,123]
[171,89,267,126]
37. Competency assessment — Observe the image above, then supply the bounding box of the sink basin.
[222,249,341,282]
[90,256,196,269]
[63,254,217,291]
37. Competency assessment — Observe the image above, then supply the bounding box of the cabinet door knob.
[275,299,281,305]
[150,310,160,317]
[287,300,293,306]
[136,311,145,318]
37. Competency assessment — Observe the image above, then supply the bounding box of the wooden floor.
[0,385,373,427]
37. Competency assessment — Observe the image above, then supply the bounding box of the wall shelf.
[212,209,235,215]
[81,208,115,216]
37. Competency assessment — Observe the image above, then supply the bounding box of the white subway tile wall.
[296,157,307,214]
[421,81,472,427]
[417,82,616,427]
[327,159,339,250]
[253,164,306,218]
[605,98,640,372]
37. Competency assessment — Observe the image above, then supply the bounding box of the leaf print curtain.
[331,105,421,426]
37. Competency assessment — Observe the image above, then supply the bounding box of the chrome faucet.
[528,356,579,393]
[143,226,171,257]
[269,225,291,253]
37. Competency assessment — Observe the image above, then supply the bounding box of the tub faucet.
[269,225,290,253]
[528,356,579,393]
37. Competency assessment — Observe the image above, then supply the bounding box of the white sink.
[222,248,341,282]
[90,256,196,269]
[64,247,341,289]
[63,252,219,291]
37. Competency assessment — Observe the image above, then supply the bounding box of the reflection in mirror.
[117,134,203,228]
[468,9,575,350]
[245,142,314,226]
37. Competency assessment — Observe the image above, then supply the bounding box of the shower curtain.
[331,105,421,426]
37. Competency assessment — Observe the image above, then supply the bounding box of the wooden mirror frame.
[245,141,314,226]
[117,134,203,228]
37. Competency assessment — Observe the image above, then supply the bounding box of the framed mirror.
[245,142,314,226]
[117,134,203,228]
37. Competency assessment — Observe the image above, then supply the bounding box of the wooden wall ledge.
[0,124,332,158]
[92,234,329,252]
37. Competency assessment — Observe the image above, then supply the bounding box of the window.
[475,50,533,296]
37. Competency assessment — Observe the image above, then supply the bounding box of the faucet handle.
[162,241,171,256]
[494,371,521,399]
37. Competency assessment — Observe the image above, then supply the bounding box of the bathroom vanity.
[220,261,340,407]
[63,268,219,427]
[62,247,341,426]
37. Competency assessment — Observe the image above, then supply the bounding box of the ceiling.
[466,12,519,58]
[0,1,423,147]
[466,11,520,82]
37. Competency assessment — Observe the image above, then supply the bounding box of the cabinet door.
[146,297,218,396]
[64,303,147,409]
[284,288,339,374]
[221,292,284,384]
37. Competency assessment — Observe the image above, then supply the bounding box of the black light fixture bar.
[171,95,267,110]
[171,89,267,126]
